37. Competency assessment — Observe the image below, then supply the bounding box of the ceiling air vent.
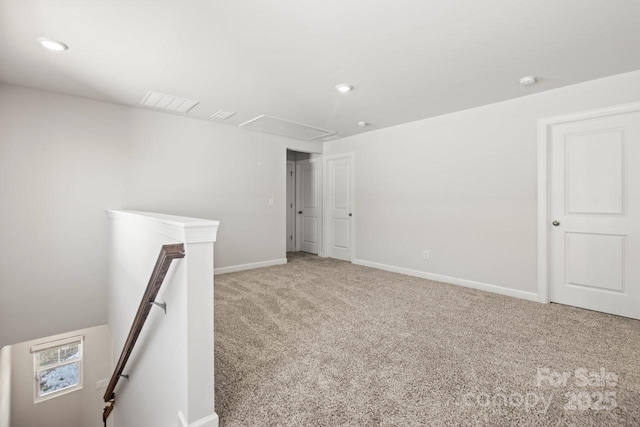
[211,110,237,120]
[239,115,335,141]
[141,91,199,113]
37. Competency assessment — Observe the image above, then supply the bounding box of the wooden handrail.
[102,243,185,425]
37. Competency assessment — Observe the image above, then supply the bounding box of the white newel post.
[106,211,219,427]
[184,239,217,427]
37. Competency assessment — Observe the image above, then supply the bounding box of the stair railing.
[102,243,185,425]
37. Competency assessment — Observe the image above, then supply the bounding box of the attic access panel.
[239,115,335,141]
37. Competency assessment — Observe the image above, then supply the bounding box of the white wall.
[9,325,111,427]
[324,70,640,297]
[107,215,186,427]
[3,69,639,349]
[0,346,10,427]
[0,83,322,347]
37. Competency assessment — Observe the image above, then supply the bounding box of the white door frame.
[323,153,355,260]
[537,101,640,304]
[296,158,323,256]
[286,160,296,252]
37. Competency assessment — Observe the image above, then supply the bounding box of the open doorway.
[286,150,321,255]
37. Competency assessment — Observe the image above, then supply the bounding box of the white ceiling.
[1,0,639,138]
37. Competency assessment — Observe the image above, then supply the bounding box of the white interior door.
[296,160,319,254]
[550,112,640,319]
[286,161,295,252]
[327,156,353,261]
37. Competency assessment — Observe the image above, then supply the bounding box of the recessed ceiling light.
[519,76,537,86]
[335,84,353,93]
[38,37,69,51]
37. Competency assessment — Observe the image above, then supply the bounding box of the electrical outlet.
[96,378,109,389]
[268,198,274,206]
[423,250,429,260]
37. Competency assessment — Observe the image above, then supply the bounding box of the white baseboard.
[214,258,287,275]
[178,411,219,427]
[352,259,539,302]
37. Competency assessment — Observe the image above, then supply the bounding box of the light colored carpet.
[214,253,640,426]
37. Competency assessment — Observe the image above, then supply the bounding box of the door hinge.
[290,235,293,240]
[290,171,293,176]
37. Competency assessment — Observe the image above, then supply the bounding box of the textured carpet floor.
[214,253,640,426]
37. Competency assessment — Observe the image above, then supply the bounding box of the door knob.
[552,221,560,226]
[298,211,302,214]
